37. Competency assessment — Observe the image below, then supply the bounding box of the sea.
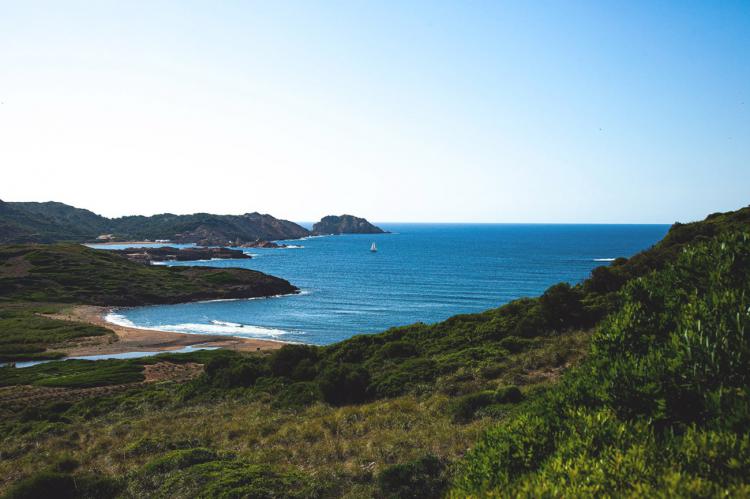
[93,224,669,346]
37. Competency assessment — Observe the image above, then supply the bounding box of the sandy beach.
[45,305,287,356]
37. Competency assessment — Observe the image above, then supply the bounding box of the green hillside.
[0,201,310,244]
[0,205,748,497]
[0,244,297,307]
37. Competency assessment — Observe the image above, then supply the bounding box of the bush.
[450,391,497,423]
[539,283,586,330]
[453,231,750,496]
[376,454,447,499]
[142,448,220,475]
[204,355,268,388]
[495,385,523,404]
[4,471,122,499]
[270,344,319,380]
[272,381,323,409]
[318,363,371,405]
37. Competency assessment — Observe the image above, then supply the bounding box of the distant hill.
[312,214,385,235]
[0,201,310,245]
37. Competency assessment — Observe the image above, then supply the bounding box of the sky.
[0,1,748,223]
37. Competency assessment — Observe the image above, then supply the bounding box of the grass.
[0,303,111,361]
[0,243,296,307]
[0,359,144,388]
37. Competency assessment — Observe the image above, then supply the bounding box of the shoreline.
[46,305,289,357]
[84,241,169,246]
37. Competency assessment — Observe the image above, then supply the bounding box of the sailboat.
[370,242,377,252]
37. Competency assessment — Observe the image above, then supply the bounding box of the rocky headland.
[312,215,386,235]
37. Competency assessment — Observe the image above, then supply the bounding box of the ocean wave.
[211,320,243,327]
[106,313,295,338]
[105,312,175,332]
[593,258,616,262]
[161,322,292,337]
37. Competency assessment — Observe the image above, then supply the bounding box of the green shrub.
[318,363,370,405]
[495,385,523,404]
[4,471,122,499]
[270,344,319,380]
[142,448,220,475]
[498,335,533,353]
[376,454,447,499]
[450,391,497,423]
[453,231,750,496]
[272,381,323,409]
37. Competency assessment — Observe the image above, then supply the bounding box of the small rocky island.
[113,246,251,264]
[312,215,386,235]
[239,240,287,248]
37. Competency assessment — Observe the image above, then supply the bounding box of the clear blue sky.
[1,1,748,223]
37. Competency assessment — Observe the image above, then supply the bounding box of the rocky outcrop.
[113,246,251,264]
[239,240,288,248]
[312,215,386,235]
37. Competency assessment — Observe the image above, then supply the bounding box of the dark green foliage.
[204,354,269,389]
[3,471,122,499]
[270,344,319,380]
[376,454,447,499]
[450,391,497,422]
[495,385,523,404]
[319,363,371,405]
[539,283,587,330]
[272,382,323,409]
[450,386,523,422]
[453,231,750,495]
[0,244,296,308]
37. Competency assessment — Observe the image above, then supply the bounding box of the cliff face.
[312,215,386,235]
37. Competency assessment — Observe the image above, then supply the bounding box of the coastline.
[84,241,166,246]
[45,305,288,356]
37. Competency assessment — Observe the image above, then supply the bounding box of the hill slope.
[0,244,297,306]
[0,205,748,497]
[0,201,310,244]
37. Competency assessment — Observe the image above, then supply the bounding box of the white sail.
[370,242,377,252]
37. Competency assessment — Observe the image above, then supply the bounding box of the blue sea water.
[110,224,669,345]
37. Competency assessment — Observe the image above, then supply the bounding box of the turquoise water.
[111,224,669,345]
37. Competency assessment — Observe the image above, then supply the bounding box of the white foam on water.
[211,320,243,327]
[593,258,616,262]
[160,322,291,337]
[105,312,297,339]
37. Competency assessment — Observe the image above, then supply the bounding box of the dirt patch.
[521,364,568,384]
[143,362,203,383]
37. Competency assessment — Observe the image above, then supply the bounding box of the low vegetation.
[0,303,110,361]
[0,205,748,497]
[0,244,296,307]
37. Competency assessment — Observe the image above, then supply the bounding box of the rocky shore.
[113,246,251,263]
